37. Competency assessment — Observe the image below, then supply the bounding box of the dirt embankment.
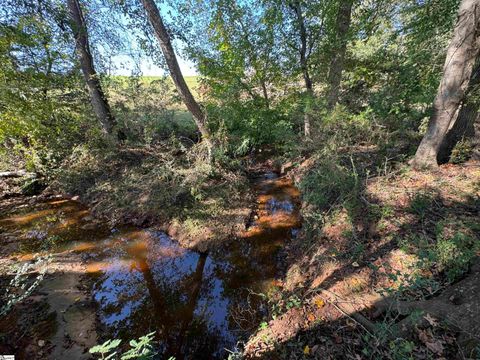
[244,160,480,359]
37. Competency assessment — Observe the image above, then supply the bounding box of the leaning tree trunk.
[67,0,120,139]
[473,112,480,160]
[140,0,213,152]
[327,0,354,110]
[291,0,313,137]
[412,0,480,168]
[438,57,480,162]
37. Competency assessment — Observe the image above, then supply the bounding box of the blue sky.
[110,53,198,76]
[106,2,199,77]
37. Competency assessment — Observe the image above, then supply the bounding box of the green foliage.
[206,101,296,153]
[258,321,268,331]
[0,5,98,175]
[89,332,156,360]
[408,191,436,219]
[89,339,122,360]
[450,138,474,164]
[1,256,50,316]
[387,339,416,360]
[397,219,479,290]
[300,154,361,213]
[106,76,198,144]
[432,230,478,282]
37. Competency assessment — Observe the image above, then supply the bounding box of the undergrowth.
[52,139,250,241]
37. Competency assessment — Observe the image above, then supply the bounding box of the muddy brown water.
[0,171,301,359]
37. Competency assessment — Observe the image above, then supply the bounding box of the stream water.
[0,171,301,359]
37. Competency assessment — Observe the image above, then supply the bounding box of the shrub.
[433,231,478,282]
[300,154,361,214]
[450,138,474,164]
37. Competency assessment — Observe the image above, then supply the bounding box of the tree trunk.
[437,57,480,162]
[66,0,120,139]
[412,0,480,168]
[140,0,213,151]
[290,0,313,137]
[473,112,480,160]
[261,80,270,109]
[327,0,354,110]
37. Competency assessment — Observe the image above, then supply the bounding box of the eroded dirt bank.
[244,162,480,359]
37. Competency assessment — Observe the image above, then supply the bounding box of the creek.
[0,170,301,359]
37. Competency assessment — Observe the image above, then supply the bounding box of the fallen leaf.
[418,329,431,344]
[307,313,316,322]
[346,319,357,328]
[314,298,325,308]
[426,340,444,355]
[303,345,310,355]
[424,313,438,327]
[418,329,444,355]
[272,279,283,287]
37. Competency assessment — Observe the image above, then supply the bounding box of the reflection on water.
[91,231,235,359]
[0,199,111,254]
[0,172,301,359]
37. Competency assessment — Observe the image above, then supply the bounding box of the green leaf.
[89,339,121,354]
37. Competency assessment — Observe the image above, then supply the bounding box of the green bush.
[205,99,297,156]
[433,231,478,282]
[300,155,361,213]
[450,138,474,164]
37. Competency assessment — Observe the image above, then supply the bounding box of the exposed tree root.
[373,260,480,349]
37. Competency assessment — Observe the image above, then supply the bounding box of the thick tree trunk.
[67,0,119,138]
[473,112,480,160]
[412,0,480,168]
[327,0,354,110]
[140,0,213,151]
[290,0,313,137]
[437,59,480,164]
[438,58,480,162]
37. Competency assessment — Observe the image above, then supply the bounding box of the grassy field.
[111,75,200,96]
[109,75,200,126]
[140,75,199,89]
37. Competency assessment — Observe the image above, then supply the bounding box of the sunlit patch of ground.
[244,162,480,359]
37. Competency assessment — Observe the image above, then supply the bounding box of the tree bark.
[261,80,270,109]
[66,0,120,139]
[473,112,480,160]
[290,0,313,137]
[327,0,354,110]
[437,58,480,162]
[437,59,480,164]
[140,0,213,151]
[412,0,480,168]
[0,170,36,178]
